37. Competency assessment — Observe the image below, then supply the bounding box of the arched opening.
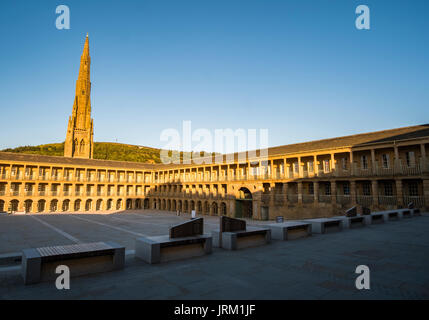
[144,198,150,209]
[167,199,171,211]
[190,200,195,211]
[24,200,33,213]
[126,199,133,210]
[162,199,166,210]
[10,200,19,212]
[220,202,227,216]
[0,200,5,212]
[184,200,189,213]
[85,199,92,211]
[197,201,202,214]
[135,199,142,209]
[211,202,218,216]
[236,187,253,218]
[74,199,81,212]
[178,200,182,212]
[106,199,113,210]
[62,200,70,212]
[50,199,58,212]
[204,201,209,215]
[116,199,122,210]
[37,200,46,213]
[96,199,103,211]
[172,199,176,211]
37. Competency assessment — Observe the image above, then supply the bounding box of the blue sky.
[0,0,428,151]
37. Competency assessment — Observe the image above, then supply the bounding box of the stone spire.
[64,34,94,159]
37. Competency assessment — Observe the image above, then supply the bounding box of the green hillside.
[1,142,162,163]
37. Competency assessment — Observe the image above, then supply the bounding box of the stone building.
[0,35,428,219]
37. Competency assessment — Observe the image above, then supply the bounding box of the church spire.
[64,34,94,159]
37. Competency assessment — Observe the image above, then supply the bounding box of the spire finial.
[86,32,89,38]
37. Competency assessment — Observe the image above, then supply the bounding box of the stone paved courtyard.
[0,210,429,299]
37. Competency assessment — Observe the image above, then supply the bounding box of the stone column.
[371,149,376,175]
[269,182,276,208]
[330,180,337,205]
[394,145,401,174]
[350,151,354,176]
[371,180,379,206]
[282,182,288,205]
[314,181,319,205]
[314,155,319,177]
[423,179,429,210]
[350,180,357,205]
[297,182,303,205]
[298,157,304,178]
[331,153,336,176]
[395,179,403,207]
[421,144,427,173]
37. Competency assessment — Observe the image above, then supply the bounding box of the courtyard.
[0,210,429,299]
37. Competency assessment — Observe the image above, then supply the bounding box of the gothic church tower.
[64,34,94,159]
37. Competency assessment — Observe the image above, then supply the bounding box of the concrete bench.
[364,212,385,225]
[398,209,412,218]
[266,221,312,240]
[212,216,270,250]
[333,215,366,229]
[135,218,212,264]
[299,218,343,234]
[383,211,400,222]
[411,208,421,216]
[22,241,125,285]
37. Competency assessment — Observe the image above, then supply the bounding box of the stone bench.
[212,216,270,250]
[333,215,366,229]
[22,241,125,285]
[383,211,400,221]
[299,218,343,234]
[135,218,212,264]
[363,212,385,225]
[411,208,421,216]
[266,221,312,240]
[398,209,412,218]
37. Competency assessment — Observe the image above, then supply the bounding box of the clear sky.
[0,0,428,151]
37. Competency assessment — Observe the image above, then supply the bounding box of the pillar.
[330,180,336,205]
[314,181,319,204]
[350,180,357,205]
[350,151,354,176]
[423,179,429,210]
[371,149,376,175]
[395,179,403,207]
[371,180,379,206]
[421,144,427,173]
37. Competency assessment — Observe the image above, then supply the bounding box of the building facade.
[1,36,428,219]
[1,125,429,219]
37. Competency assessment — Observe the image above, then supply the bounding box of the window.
[384,182,393,196]
[363,182,371,196]
[325,183,331,195]
[342,158,347,170]
[308,161,314,172]
[323,160,330,173]
[382,154,390,169]
[343,183,350,195]
[293,162,299,173]
[309,183,314,195]
[406,151,415,167]
[408,182,418,196]
[361,156,368,169]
